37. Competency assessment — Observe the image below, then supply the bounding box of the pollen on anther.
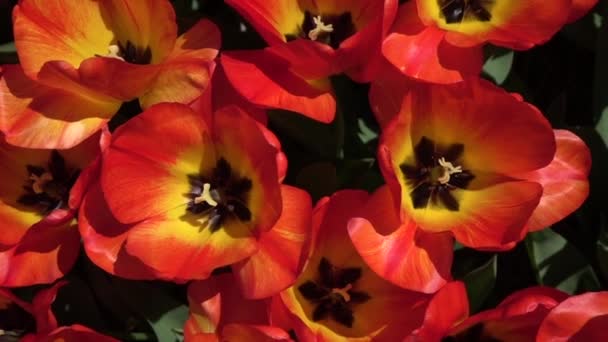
[30,172,53,194]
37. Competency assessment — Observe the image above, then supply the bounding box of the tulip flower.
[0,131,101,287]
[377,79,590,250]
[80,103,311,298]
[1,0,220,148]
[278,190,433,341]
[382,0,598,83]
[220,0,397,122]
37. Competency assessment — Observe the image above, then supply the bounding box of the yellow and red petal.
[537,291,608,341]
[417,0,572,49]
[123,205,258,281]
[221,324,293,341]
[101,103,212,224]
[382,1,483,84]
[0,65,119,149]
[0,211,79,287]
[520,130,591,232]
[13,0,113,77]
[139,19,221,109]
[233,185,312,299]
[225,0,305,44]
[220,50,336,123]
[79,179,157,280]
[348,185,453,293]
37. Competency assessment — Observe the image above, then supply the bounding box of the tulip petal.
[521,130,591,231]
[233,185,312,299]
[537,291,608,341]
[13,0,113,77]
[0,65,118,149]
[383,1,483,84]
[139,19,220,108]
[221,50,336,123]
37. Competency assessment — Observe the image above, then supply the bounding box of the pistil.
[437,157,463,184]
[29,172,53,194]
[308,15,334,41]
[331,283,353,302]
[194,183,219,207]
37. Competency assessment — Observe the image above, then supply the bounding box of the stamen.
[104,44,125,61]
[194,183,219,207]
[437,157,463,184]
[331,283,353,302]
[29,172,53,194]
[308,16,334,41]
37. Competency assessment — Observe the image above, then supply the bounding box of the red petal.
[233,185,312,299]
[383,2,482,84]
[521,130,591,231]
[221,50,336,123]
[537,291,608,341]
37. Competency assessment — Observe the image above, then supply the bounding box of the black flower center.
[297,257,371,328]
[117,40,152,64]
[399,136,474,211]
[285,11,356,49]
[438,0,494,24]
[17,151,79,215]
[186,158,252,232]
[0,300,36,340]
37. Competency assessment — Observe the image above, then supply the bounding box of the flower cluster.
[0,0,602,341]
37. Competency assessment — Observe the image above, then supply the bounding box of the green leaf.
[595,213,608,282]
[526,229,601,294]
[482,46,513,85]
[462,255,497,313]
[596,106,608,147]
[111,278,189,342]
[0,42,15,53]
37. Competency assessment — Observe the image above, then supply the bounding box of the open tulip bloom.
[375,79,590,250]
[0,0,220,149]
[79,102,312,298]
[382,0,598,83]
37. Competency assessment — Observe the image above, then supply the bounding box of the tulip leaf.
[482,46,513,85]
[526,229,601,294]
[462,255,497,313]
[596,107,608,146]
[110,278,189,342]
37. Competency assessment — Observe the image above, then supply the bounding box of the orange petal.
[139,19,220,108]
[537,291,608,341]
[0,65,119,149]
[124,205,258,281]
[233,185,312,299]
[221,50,336,123]
[521,130,591,231]
[0,211,79,287]
[13,0,113,77]
[99,0,177,64]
